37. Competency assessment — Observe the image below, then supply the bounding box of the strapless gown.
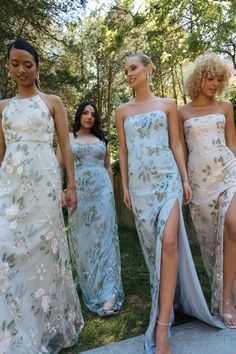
[68,140,124,316]
[0,95,83,354]
[184,113,236,315]
[124,110,223,354]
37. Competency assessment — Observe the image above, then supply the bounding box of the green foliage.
[0,0,86,99]
[1,0,235,163]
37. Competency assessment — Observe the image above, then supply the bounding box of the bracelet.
[67,185,76,190]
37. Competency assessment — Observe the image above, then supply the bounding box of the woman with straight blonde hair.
[116,53,222,354]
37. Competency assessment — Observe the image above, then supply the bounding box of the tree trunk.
[170,65,177,100]
[106,64,113,131]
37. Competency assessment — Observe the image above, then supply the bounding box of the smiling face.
[8,48,38,88]
[80,105,96,130]
[125,56,151,89]
[201,73,223,98]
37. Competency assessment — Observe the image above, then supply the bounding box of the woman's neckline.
[183,112,225,126]
[71,139,102,146]
[125,109,167,122]
[14,93,40,100]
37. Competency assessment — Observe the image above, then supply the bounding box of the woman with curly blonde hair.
[179,52,236,328]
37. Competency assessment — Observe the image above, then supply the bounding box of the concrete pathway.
[80,321,236,354]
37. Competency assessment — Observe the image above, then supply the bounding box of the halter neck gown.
[68,140,124,316]
[124,110,223,354]
[0,95,83,354]
[184,113,236,316]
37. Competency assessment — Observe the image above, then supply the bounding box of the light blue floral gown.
[124,110,223,354]
[0,95,84,354]
[68,140,124,316]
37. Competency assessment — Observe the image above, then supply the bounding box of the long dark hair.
[73,102,108,145]
[8,39,40,88]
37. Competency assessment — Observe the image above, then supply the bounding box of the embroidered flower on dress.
[6,165,14,174]
[41,295,50,312]
[0,331,12,354]
[12,151,23,167]
[45,232,54,241]
[17,166,23,175]
[68,310,77,323]
[6,204,19,219]
[0,263,9,293]
[40,346,49,353]
[0,263,9,281]
[9,221,17,230]
[51,238,59,254]
[35,288,46,298]
[27,117,40,132]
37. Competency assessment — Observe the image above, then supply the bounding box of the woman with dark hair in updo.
[0,39,84,353]
[57,102,124,317]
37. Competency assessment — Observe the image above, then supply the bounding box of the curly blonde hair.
[184,53,234,100]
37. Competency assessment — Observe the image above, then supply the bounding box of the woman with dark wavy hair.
[57,102,124,316]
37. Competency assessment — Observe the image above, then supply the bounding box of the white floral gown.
[0,95,84,354]
[184,113,236,315]
[124,110,223,354]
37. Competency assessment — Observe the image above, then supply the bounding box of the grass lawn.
[61,226,211,354]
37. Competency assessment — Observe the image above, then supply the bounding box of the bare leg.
[156,200,179,354]
[223,194,236,327]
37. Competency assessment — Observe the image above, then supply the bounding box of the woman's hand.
[60,190,67,207]
[65,188,78,214]
[183,181,192,205]
[124,189,132,209]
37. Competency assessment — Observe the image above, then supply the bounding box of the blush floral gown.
[68,141,124,316]
[184,113,236,316]
[0,95,84,354]
[124,110,223,354]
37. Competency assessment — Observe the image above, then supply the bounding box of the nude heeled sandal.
[222,301,236,329]
[156,321,172,354]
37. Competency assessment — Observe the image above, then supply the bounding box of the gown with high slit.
[68,140,124,316]
[0,95,84,354]
[184,113,236,316]
[124,110,223,354]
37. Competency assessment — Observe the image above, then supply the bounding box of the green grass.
[61,226,211,353]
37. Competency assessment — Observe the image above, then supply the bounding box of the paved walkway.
[80,321,236,354]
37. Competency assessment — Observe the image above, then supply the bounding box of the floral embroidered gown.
[184,113,236,316]
[68,141,124,316]
[0,95,84,354]
[124,110,223,354]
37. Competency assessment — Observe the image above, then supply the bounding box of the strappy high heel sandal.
[156,321,172,354]
[222,301,236,329]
